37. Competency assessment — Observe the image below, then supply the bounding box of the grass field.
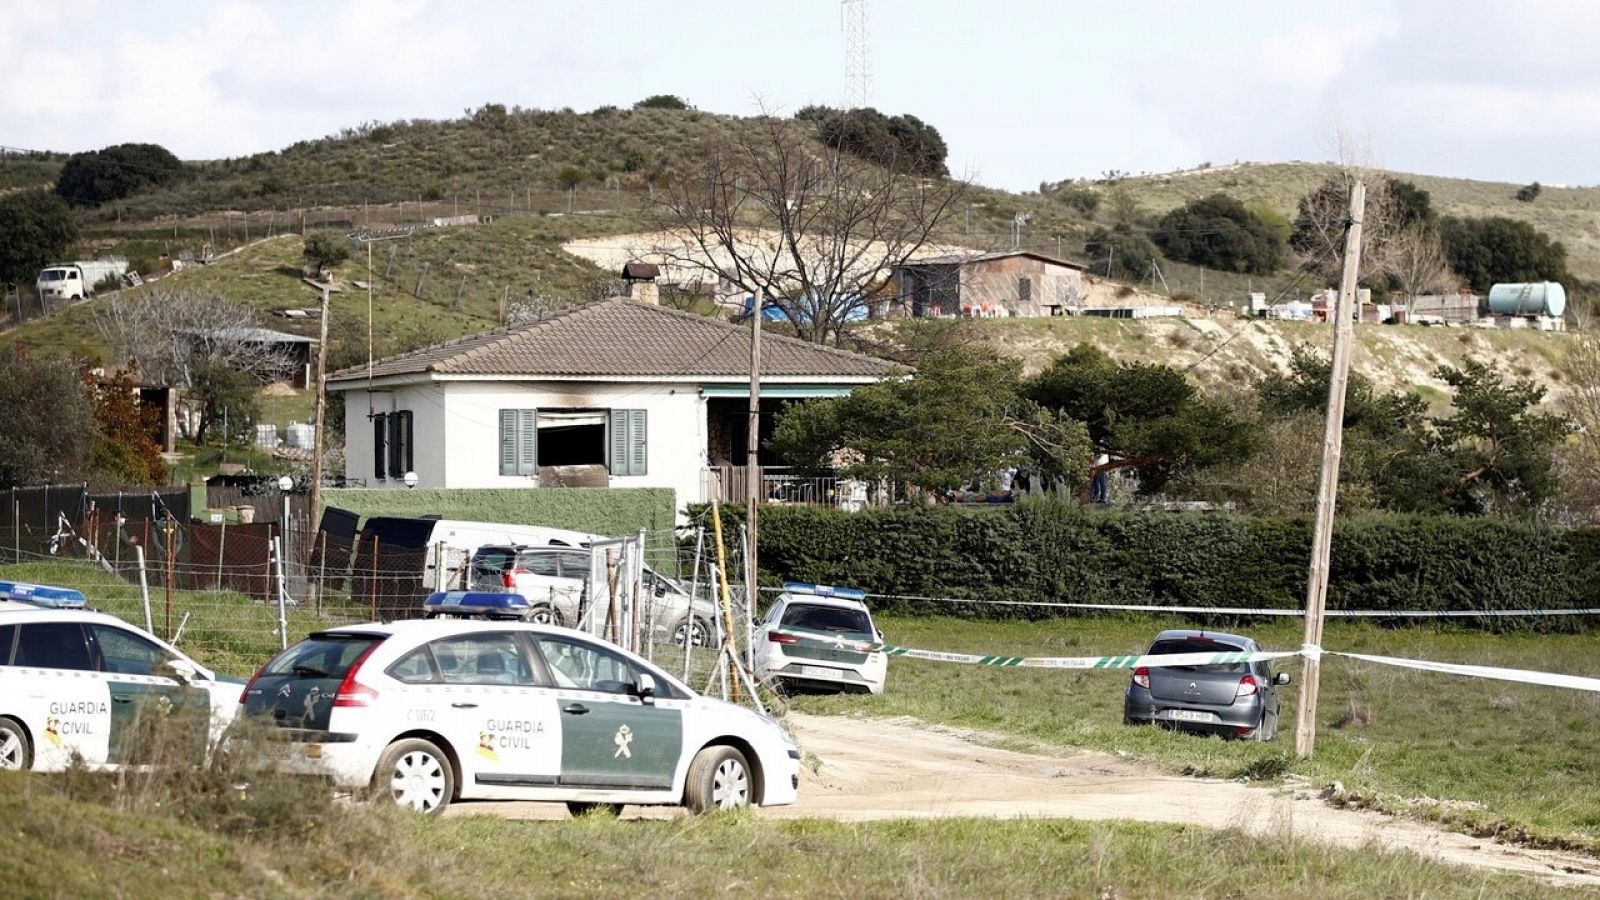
[2,772,1586,899]
[793,614,1600,851]
[6,559,1600,893]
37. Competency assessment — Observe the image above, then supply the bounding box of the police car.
[0,581,244,772]
[237,592,801,816]
[753,583,888,695]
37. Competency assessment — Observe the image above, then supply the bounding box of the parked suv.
[754,583,887,695]
[468,545,719,648]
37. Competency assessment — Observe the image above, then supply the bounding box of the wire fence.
[2,508,765,705]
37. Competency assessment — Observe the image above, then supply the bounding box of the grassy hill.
[4,109,1593,392]
[1067,162,1600,282]
[4,213,627,365]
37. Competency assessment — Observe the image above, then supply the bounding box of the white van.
[415,520,600,589]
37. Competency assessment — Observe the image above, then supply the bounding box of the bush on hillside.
[1152,193,1284,275]
[55,143,186,207]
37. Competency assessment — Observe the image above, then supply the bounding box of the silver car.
[1122,629,1290,740]
[467,544,720,648]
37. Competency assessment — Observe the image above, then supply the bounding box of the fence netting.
[1,501,770,709]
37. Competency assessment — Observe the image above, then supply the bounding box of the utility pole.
[745,294,763,627]
[1295,179,1366,759]
[310,286,331,527]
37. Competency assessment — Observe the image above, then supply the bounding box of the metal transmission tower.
[842,0,871,109]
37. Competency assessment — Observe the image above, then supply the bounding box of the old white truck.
[35,258,130,305]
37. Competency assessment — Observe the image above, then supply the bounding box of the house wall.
[341,382,449,488]
[339,380,709,507]
[960,257,1085,317]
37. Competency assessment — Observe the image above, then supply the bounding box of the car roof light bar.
[422,591,533,618]
[781,581,867,601]
[0,581,89,609]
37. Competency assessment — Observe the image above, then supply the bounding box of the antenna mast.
[842,0,871,109]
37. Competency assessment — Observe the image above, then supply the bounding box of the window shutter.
[372,414,388,480]
[387,413,403,478]
[499,410,516,476]
[610,409,647,476]
[400,411,414,474]
[517,409,538,476]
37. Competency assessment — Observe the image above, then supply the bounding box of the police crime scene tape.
[775,630,1300,670]
[774,630,1600,692]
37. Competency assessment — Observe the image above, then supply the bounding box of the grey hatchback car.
[1122,629,1291,740]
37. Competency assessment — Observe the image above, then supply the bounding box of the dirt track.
[449,712,1600,888]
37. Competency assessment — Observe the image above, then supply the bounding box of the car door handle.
[451,702,478,709]
[112,696,132,704]
[562,703,589,716]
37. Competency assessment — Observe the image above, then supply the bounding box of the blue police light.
[781,581,867,601]
[422,591,533,619]
[0,581,89,610]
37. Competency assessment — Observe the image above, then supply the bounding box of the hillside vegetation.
[1073,162,1600,282]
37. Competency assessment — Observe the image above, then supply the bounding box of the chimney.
[621,261,661,305]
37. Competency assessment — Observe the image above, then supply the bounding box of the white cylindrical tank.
[1488,282,1565,318]
[286,423,315,450]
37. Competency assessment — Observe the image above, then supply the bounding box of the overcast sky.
[3,0,1597,192]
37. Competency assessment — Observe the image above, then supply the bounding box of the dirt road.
[449,712,1600,888]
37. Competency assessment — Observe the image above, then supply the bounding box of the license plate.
[1165,709,1217,723]
[795,665,845,681]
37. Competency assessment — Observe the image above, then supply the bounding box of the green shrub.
[722,501,1596,629]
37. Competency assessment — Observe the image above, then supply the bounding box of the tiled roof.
[329,297,901,383]
[900,250,1087,270]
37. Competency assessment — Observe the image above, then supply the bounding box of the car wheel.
[0,718,31,771]
[566,801,624,818]
[672,615,715,649]
[520,604,562,627]
[373,738,455,815]
[684,745,752,813]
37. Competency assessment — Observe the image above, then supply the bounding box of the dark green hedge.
[723,501,1599,628]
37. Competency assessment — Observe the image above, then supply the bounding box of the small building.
[887,251,1088,318]
[177,326,319,389]
[326,297,901,513]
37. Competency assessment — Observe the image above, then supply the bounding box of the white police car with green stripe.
[754,583,888,695]
[238,592,800,815]
[0,582,244,772]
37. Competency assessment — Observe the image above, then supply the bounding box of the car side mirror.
[1274,672,1292,686]
[636,672,658,704]
[654,580,667,598]
[166,658,200,684]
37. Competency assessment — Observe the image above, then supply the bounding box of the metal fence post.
[135,545,153,634]
[273,536,289,650]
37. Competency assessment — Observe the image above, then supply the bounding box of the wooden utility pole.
[745,295,763,624]
[1295,180,1366,759]
[310,287,331,526]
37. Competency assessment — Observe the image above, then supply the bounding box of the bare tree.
[93,290,296,386]
[1290,123,1403,283]
[92,290,298,440]
[1388,225,1456,314]
[1555,331,1600,522]
[649,112,969,343]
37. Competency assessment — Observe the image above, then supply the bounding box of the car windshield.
[781,603,874,637]
[265,634,383,678]
[41,270,67,281]
[471,547,515,578]
[1147,637,1247,674]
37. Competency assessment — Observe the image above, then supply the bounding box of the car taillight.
[239,666,265,704]
[333,644,383,708]
[502,567,530,588]
[1234,725,1255,737]
[1235,674,1259,698]
[1132,666,1150,689]
[767,632,799,644]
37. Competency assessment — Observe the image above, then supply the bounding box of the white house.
[327,297,901,512]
